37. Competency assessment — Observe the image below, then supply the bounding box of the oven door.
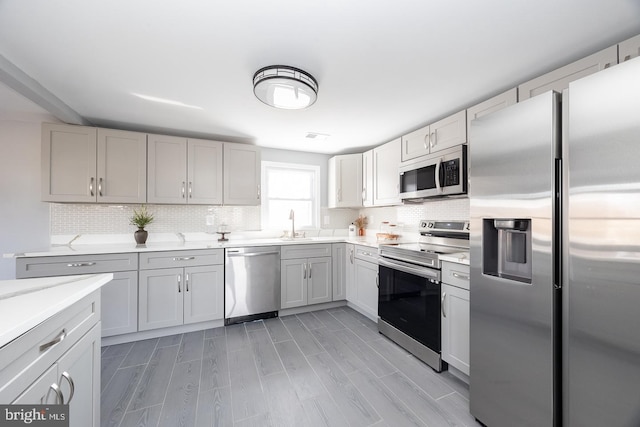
[378,257,441,352]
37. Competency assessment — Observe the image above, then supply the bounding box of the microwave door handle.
[435,158,443,193]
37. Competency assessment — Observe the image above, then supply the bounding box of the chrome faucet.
[289,209,295,238]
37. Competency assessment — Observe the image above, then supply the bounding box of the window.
[261,161,320,230]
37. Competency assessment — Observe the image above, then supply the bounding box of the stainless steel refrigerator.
[469,57,640,427]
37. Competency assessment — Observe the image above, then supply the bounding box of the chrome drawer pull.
[173,256,195,261]
[47,383,64,405]
[441,292,447,317]
[66,262,96,267]
[60,371,75,403]
[452,272,469,281]
[40,329,66,351]
[178,274,182,292]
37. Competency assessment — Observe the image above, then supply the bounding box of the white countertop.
[440,251,470,266]
[0,273,113,348]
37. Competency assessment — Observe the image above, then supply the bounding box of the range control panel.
[419,220,470,234]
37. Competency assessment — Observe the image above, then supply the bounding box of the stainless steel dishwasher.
[224,246,281,325]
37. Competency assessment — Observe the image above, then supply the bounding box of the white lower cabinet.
[331,243,347,301]
[101,271,138,336]
[281,244,333,309]
[441,261,470,376]
[345,244,356,301]
[138,250,224,331]
[348,245,378,320]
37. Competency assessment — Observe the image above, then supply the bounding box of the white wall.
[0,113,54,279]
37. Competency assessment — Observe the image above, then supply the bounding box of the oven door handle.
[379,257,440,281]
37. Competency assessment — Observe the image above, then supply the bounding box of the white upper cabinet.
[373,138,401,206]
[619,34,640,62]
[328,153,362,208]
[96,128,147,203]
[466,88,517,143]
[518,46,618,100]
[223,142,261,205]
[147,135,224,204]
[42,123,146,203]
[362,149,374,207]
[401,110,467,162]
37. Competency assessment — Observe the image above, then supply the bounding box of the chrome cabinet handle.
[60,371,75,403]
[173,256,195,261]
[47,383,64,405]
[40,329,66,352]
[178,274,182,292]
[98,177,103,197]
[441,292,447,317]
[182,182,186,198]
[188,182,192,198]
[67,262,96,267]
[185,273,189,292]
[362,188,366,201]
[303,263,307,279]
[257,185,261,200]
[308,264,312,279]
[349,249,354,264]
[423,133,429,150]
[376,274,379,288]
[452,272,470,281]
[89,177,94,196]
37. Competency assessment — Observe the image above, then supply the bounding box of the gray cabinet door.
[328,154,362,208]
[307,257,332,305]
[139,267,184,330]
[373,138,401,206]
[362,150,374,207]
[332,244,346,301]
[187,139,223,204]
[441,284,470,376]
[354,258,378,319]
[97,128,147,203]
[345,244,356,301]
[183,265,224,324]
[42,123,97,202]
[11,365,59,404]
[281,259,306,309]
[401,124,431,162]
[223,142,261,205]
[467,89,517,145]
[429,110,467,153]
[101,271,138,337]
[147,134,187,204]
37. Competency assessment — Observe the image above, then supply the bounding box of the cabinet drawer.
[139,249,224,269]
[442,262,470,290]
[281,244,332,260]
[354,245,378,264]
[16,253,138,278]
[0,290,100,402]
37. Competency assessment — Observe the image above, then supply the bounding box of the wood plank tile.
[282,316,324,356]
[312,310,346,331]
[226,323,250,352]
[119,404,162,427]
[245,319,266,331]
[120,338,159,368]
[101,355,124,392]
[158,360,201,427]
[296,312,324,330]
[301,393,350,427]
[343,307,379,332]
[201,336,230,390]
[349,369,426,427]
[380,371,457,427]
[195,387,233,427]
[334,328,396,377]
[310,327,367,375]
[157,333,183,348]
[307,352,380,427]
[436,392,483,427]
[439,371,470,400]
[330,309,381,342]
[102,342,134,358]
[247,328,285,377]
[264,317,292,343]
[100,364,145,427]
[177,330,204,363]
[128,345,179,411]
[234,413,275,427]
[274,340,326,400]
[228,349,268,421]
[204,326,226,339]
[261,371,308,427]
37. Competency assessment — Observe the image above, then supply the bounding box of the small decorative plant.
[354,215,368,236]
[130,205,154,229]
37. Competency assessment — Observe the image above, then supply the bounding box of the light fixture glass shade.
[253,66,318,109]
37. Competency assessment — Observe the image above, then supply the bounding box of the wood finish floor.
[101,307,481,427]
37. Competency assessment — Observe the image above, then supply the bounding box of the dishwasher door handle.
[227,251,280,257]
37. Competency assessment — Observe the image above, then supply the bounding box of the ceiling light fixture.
[253,65,318,110]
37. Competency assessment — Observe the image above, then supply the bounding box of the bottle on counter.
[348,223,356,237]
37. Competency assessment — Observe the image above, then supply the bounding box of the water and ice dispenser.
[482,219,532,283]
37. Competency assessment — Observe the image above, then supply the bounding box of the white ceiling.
[1,1,639,154]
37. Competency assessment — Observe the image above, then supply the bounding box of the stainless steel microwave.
[399,145,467,200]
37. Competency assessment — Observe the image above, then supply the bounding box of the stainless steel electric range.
[378,220,469,372]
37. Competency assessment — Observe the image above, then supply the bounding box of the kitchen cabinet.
[350,245,378,321]
[328,153,362,208]
[466,88,517,143]
[138,249,224,331]
[15,253,139,338]
[0,290,101,427]
[331,243,346,301]
[441,261,470,377]
[281,244,332,309]
[401,110,467,162]
[42,124,147,203]
[518,45,617,100]
[372,138,402,206]
[362,149,374,207]
[147,135,223,204]
[619,33,640,62]
[223,142,261,205]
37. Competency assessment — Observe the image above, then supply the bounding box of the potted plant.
[130,205,154,244]
[354,215,368,236]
